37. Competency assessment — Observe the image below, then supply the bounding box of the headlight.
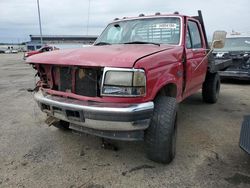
[105,71,133,86]
[101,67,146,97]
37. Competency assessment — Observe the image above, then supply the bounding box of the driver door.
[184,19,207,95]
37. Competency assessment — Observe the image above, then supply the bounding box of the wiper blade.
[123,41,160,46]
[94,42,111,46]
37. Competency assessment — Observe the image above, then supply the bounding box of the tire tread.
[145,96,177,164]
[202,73,220,104]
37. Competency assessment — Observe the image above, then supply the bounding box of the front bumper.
[219,70,250,80]
[34,90,154,140]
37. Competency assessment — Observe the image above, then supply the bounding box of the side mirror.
[211,31,227,49]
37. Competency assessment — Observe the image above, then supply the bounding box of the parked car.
[11,49,18,53]
[214,34,250,80]
[240,115,250,154]
[4,50,12,54]
[24,45,59,59]
[26,11,228,164]
[4,46,19,54]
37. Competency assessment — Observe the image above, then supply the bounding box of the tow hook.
[27,86,39,92]
[45,116,60,126]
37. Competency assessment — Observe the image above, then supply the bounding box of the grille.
[53,66,98,97]
[75,68,97,97]
[59,67,72,92]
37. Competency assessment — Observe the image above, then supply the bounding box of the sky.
[0,0,249,43]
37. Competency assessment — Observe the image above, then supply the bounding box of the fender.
[149,72,180,101]
[143,61,183,102]
[134,47,184,102]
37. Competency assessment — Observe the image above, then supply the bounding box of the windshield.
[216,37,250,52]
[95,17,181,45]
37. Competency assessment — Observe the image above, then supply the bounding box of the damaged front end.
[32,64,103,97]
[213,35,250,80]
[30,63,154,141]
[215,52,250,80]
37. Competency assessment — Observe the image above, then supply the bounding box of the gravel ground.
[0,53,250,188]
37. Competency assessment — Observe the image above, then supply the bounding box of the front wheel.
[145,96,177,164]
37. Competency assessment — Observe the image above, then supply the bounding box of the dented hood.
[26,44,172,68]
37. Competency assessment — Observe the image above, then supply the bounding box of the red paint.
[25,50,41,57]
[25,46,59,58]
[27,15,208,104]
[27,45,172,68]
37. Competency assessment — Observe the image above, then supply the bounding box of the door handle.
[192,49,199,52]
[192,49,207,55]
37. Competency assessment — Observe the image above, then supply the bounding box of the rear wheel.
[145,96,177,164]
[202,72,220,104]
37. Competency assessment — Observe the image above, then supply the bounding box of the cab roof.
[111,13,187,23]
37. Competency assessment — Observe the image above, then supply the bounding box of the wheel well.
[157,83,177,98]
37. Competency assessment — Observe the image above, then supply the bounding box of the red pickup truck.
[26,11,226,164]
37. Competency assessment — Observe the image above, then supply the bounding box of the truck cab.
[27,11,225,164]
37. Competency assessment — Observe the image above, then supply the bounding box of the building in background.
[26,35,98,51]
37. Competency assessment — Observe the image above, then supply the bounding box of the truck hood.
[26,44,172,68]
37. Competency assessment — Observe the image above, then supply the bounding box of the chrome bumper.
[34,91,154,132]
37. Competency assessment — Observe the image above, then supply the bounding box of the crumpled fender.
[149,71,179,101]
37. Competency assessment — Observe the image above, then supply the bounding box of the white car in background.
[4,46,19,54]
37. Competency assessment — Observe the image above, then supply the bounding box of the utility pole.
[37,0,43,45]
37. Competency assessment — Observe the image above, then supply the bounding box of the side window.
[187,21,202,48]
[186,29,192,49]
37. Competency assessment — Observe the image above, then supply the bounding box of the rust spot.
[78,68,86,80]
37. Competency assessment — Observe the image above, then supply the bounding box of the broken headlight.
[101,67,146,97]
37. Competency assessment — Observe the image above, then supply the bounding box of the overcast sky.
[0,0,249,43]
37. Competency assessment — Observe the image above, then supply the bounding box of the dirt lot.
[0,53,250,188]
